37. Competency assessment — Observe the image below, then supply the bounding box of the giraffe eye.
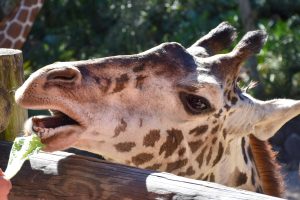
[179,92,212,115]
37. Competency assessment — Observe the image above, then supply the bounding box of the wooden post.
[0,48,27,141]
[0,141,284,200]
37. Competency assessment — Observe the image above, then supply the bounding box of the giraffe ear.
[187,22,237,57]
[232,30,267,60]
[199,30,267,81]
[252,99,300,140]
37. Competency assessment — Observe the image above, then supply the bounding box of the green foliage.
[258,16,300,98]
[5,134,44,179]
[23,0,299,98]
[23,0,238,73]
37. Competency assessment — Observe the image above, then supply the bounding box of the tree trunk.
[0,48,27,141]
[0,141,284,200]
[237,0,266,98]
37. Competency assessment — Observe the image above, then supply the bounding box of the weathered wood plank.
[0,141,284,200]
[0,48,27,141]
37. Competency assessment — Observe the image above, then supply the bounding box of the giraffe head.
[15,22,300,177]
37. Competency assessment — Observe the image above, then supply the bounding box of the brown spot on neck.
[113,118,127,137]
[132,153,154,166]
[196,146,208,168]
[178,147,186,156]
[189,125,208,136]
[212,142,224,167]
[211,125,220,134]
[159,129,184,158]
[143,129,160,147]
[222,129,228,139]
[114,142,136,152]
[166,158,188,172]
[251,168,256,186]
[188,139,203,153]
[145,163,162,171]
[241,137,248,164]
[178,166,195,176]
[186,166,196,176]
[209,173,215,182]
[206,147,213,165]
[235,171,247,187]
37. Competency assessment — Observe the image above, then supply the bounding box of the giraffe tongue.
[32,114,77,129]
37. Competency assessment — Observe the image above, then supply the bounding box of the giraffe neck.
[210,136,263,192]
[0,0,44,49]
[72,118,264,193]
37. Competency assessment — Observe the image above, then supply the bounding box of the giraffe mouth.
[27,110,82,140]
[33,110,78,129]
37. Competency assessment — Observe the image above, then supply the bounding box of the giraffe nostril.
[46,67,81,85]
[48,73,76,81]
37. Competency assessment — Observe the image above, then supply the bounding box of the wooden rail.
[0,141,284,200]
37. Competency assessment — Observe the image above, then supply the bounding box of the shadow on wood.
[0,141,283,200]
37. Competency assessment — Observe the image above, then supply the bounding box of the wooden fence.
[0,141,283,200]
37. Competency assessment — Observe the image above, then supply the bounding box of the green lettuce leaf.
[4,134,44,179]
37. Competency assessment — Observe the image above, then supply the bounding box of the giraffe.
[0,0,44,49]
[15,22,299,198]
